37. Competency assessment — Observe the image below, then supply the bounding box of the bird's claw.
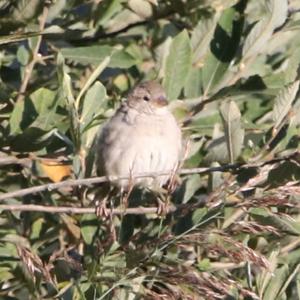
[95,200,111,219]
[157,198,169,216]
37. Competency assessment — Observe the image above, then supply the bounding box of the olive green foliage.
[1,0,300,299]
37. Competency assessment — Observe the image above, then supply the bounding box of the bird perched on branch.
[96,81,182,214]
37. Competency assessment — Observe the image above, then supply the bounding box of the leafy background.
[1,0,300,299]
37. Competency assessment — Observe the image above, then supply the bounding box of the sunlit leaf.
[201,4,244,95]
[80,81,106,131]
[191,15,219,65]
[263,264,289,300]
[242,0,288,62]
[163,30,192,100]
[220,100,244,163]
[61,46,138,68]
[128,0,152,18]
[272,80,299,131]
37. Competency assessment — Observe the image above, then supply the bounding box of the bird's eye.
[143,95,150,101]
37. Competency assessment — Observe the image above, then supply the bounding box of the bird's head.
[127,81,168,114]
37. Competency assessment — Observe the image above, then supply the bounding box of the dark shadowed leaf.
[9,98,36,134]
[201,3,244,96]
[10,128,56,152]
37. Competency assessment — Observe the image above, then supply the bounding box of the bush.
[1,0,300,299]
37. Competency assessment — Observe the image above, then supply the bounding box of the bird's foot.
[94,198,117,242]
[156,198,170,216]
[120,184,134,213]
[95,199,111,219]
[120,192,129,212]
[167,174,181,194]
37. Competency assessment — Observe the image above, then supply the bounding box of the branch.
[16,5,49,102]
[0,204,169,215]
[0,155,31,167]
[52,8,177,46]
[0,151,297,202]
[0,152,70,167]
[0,166,237,201]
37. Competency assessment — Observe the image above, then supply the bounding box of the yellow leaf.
[40,160,71,182]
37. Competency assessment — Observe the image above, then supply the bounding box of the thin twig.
[0,204,168,215]
[16,5,49,102]
[0,152,71,167]
[0,166,237,201]
[0,156,31,167]
[0,151,298,201]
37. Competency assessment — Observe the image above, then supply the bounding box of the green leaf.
[0,268,14,282]
[128,0,152,18]
[0,31,40,45]
[182,174,202,203]
[57,53,79,149]
[61,214,81,240]
[29,218,44,240]
[104,8,142,33]
[80,81,106,131]
[272,80,299,130]
[256,249,280,298]
[163,29,192,100]
[156,37,172,79]
[10,128,57,152]
[220,100,244,163]
[184,67,202,98]
[191,15,219,65]
[13,0,43,22]
[16,45,30,66]
[263,264,289,300]
[242,0,288,62]
[251,208,300,235]
[9,99,36,134]
[75,56,110,111]
[30,88,59,131]
[80,214,99,245]
[80,82,107,152]
[60,46,138,68]
[201,5,243,96]
[30,88,56,115]
[96,0,123,27]
[205,124,229,164]
[9,88,60,134]
[192,208,208,225]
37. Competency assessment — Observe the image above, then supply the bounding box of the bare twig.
[0,204,169,215]
[0,151,298,201]
[0,155,31,167]
[0,176,107,201]
[0,152,71,167]
[16,5,49,102]
[0,166,237,201]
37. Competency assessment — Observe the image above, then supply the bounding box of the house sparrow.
[96,81,182,212]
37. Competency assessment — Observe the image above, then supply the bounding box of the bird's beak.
[153,95,168,107]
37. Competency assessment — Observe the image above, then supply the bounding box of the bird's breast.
[99,110,181,188]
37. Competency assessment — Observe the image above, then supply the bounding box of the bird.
[95,81,182,214]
